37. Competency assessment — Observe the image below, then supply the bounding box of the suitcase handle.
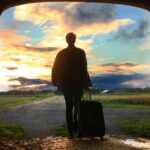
[82,89,92,101]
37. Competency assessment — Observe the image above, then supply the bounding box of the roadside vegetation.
[55,119,150,138]
[0,123,26,139]
[92,93,150,109]
[1,91,150,110]
[0,91,150,139]
[116,119,150,138]
[54,123,68,137]
[0,91,55,109]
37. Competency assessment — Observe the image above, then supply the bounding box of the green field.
[0,92,150,110]
[92,93,150,109]
[0,92,55,109]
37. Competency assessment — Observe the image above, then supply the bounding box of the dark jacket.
[52,46,92,90]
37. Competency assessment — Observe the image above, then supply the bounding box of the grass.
[102,103,150,109]
[54,119,150,138]
[0,93,55,109]
[1,92,150,110]
[115,119,150,138]
[92,93,150,109]
[0,123,26,139]
[54,123,68,137]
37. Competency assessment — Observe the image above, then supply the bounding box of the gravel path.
[0,96,150,138]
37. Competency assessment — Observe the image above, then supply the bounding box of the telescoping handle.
[82,88,92,101]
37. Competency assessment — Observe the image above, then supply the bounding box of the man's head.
[66,32,76,46]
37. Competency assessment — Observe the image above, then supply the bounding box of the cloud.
[74,19,132,37]
[10,58,21,62]
[14,3,64,25]
[14,2,133,51]
[2,44,58,63]
[44,64,53,68]
[14,2,132,32]
[100,62,138,73]
[0,78,12,92]
[114,20,149,40]
[139,15,150,50]
[0,29,30,45]
[0,55,52,91]
[0,43,55,81]
[89,62,150,75]
[4,67,18,70]
[6,74,150,91]
[9,77,50,85]
[0,62,51,81]
[14,3,116,26]
[40,32,95,52]
[0,17,32,31]
[13,44,58,53]
[7,74,150,91]
[91,73,150,89]
[100,62,137,67]
[40,18,132,53]
[6,43,57,54]
[63,3,117,27]
[8,77,56,91]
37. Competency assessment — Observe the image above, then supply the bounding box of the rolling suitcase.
[77,90,105,138]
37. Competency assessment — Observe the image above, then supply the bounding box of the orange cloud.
[14,2,133,54]
[13,44,58,53]
[74,19,132,36]
[0,44,53,90]
[2,44,58,61]
[89,62,150,75]
[0,43,55,83]
[39,15,132,52]
[14,3,64,25]
[0,29,30,45]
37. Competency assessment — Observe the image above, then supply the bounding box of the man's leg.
[63,90,74,137]
[73,89,83,133]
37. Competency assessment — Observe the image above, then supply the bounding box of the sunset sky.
[0,2,150,91]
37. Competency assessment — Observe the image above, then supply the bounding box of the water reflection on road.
[122,138,150,149]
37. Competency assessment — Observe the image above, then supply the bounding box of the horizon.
[0,2,150,91]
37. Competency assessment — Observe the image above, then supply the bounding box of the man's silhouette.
[52,32,92,138]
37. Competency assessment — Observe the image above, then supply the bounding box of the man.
[52,32,92,138]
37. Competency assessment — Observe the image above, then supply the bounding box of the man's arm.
[52,53,60,86]
[81,50,92,89]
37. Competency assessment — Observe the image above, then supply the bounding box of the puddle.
[122,138,150,149]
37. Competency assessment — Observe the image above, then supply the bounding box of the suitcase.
[77,91,105,138]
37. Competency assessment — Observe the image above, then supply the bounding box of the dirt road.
[0,96,150,138]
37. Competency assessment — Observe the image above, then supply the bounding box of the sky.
[0,2,150,91]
